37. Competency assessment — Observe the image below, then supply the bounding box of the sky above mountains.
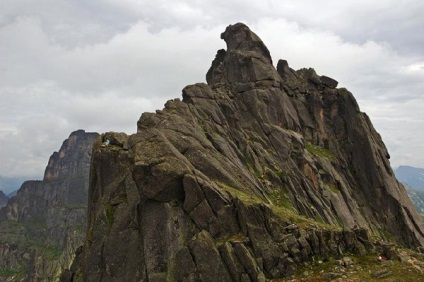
[1,0,423,179]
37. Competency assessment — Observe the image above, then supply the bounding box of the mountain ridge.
[0,129,99,281]
[64,23,424,281]
[395,165,424,190]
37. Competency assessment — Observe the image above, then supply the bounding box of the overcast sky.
[1,0,423,180]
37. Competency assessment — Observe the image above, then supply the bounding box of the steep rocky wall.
[0,191,8,209]
[66,23,424,281]
[0,130,98,281]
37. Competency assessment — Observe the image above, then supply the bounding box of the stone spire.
[206,23,281,85]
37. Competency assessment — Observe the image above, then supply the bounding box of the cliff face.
[0,130,98,281]
[0,191,8,209]
[67,23,424,281]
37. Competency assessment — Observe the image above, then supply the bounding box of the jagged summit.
[66,24,424,281]
[44,129,98,182]
[220,23,272,62]
[207,22,280,85]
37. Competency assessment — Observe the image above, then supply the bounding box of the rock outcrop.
[0,191,8,209]
[0,130,98,281]
[66,23,424,281]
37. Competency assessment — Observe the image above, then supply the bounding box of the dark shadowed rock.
[320,75,338,88]
[207,22,281,86]
[65,23,424,281]
[0,191,8,209]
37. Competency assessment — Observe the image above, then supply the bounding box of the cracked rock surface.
[65,23,424,281]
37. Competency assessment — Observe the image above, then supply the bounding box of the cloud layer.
[1,0,423,178]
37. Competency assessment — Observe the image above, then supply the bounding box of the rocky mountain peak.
[44,129,98,182]
[65,24,424,281]
[220,22,272,62]
[207,22,281,85]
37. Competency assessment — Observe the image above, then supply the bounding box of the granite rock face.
[0,130,98,281]
[66,23,424,281]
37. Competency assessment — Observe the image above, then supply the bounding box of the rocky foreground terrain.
[60,23,424,281]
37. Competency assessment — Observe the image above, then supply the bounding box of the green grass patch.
[325,183,339,194]
[218,183,338,231]
[272,205,339,231]
[269,188,295,211]
[0,219,62,262]
[105,204,115,226]
[0,267,27,279]
[285,253,424,282]
[0,219,48,249]
[41,244,62,261]
[218,183,265,206]
[378,228,395,242]
[305,143,335,159]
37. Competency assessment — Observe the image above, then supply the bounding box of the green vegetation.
[41,244,62,261]
[219,183,265,206]
[0,267,27,280]
[378,228,396,242]
[282,252,424,282]
[269,188,295,211]
[105,204,115,226]
[76,268,84,280]
[218,183,339,231]
[0,219,48,249]
[305,143,335,159]
[324,183,339,194]
[0,219,62,268]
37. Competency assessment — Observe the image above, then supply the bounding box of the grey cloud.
[3,0,423,54]
[0,19,224,94]
[1,1,424,179]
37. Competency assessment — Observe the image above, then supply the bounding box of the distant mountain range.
[406,188,424,214]
[394,165,424,215]
[395,165,424,190]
